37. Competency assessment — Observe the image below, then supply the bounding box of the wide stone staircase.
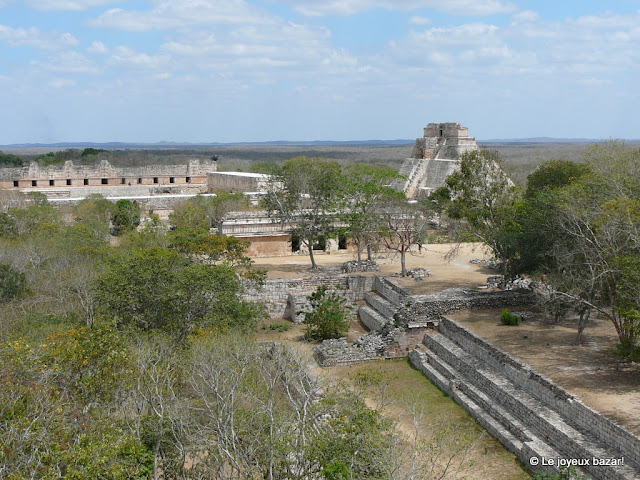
[358,277,408,331]
[409,317,640,480]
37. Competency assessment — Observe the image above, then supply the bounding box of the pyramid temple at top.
[398,122,478,199]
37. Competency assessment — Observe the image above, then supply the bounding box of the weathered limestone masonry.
[394,287,537,326]
[397,122,478,199]
[242,274,375,320]
[410,317,640,479]
[0,159,214,196]
[315,277,427,367]
[207,171,270,193]
[314,280,537,367]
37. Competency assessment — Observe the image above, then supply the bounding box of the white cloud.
[511,10,539,23]
[0,24,79,50]
[48,78,77,88]
[278,0,516,17]
[409,16,433,26]
[25,0,120,11]
[88,0,276,31]
[32,51,99,73]
[108,46,171,70]
[380,8,640,81]
[87,40,109,54]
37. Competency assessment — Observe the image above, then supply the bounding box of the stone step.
[414,344,531,448]
[364,291,397,319]
[409,349,561,472]
[373,278,406,306]
[422,332,639,480]
[358,305,389,332]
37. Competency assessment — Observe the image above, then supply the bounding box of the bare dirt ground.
[252,242,496,290]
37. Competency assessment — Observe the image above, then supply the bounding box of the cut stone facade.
[207,171,271,193]
[398,122,478,199]
[0,159,215,195]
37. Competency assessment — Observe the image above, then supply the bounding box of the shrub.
[500,308,521,326]
[0,264,27,303]
[302,285,352,341]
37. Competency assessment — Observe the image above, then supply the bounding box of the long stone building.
[0,158,215,197]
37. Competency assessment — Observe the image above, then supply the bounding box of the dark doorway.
[338,233,347,250]
[291,234,301,252]
[313,236,326,251]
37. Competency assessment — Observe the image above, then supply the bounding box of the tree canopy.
[262,156,342,269]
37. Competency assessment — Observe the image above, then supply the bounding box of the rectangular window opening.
[153,177,158,184]
[101,178,108,185]
[84,179,89,185]
[49,179,55,186]
[185,176,191,183]
[169,177,175,184]
[13,180,19,187]
[32,180,37,187]
[66,179,71,186]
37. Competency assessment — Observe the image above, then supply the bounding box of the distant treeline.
[4,141,638,185]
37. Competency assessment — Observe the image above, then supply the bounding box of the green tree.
[0,151,23,167]
[524,159,591,199]
[94,248,260,340]
[441,149,518,278]
[81,147,109,156]
[170,192,248,232]
[9,193,62,235]
[302,285,352,341]
[0,264,27,302]
[262,157,342,269]
[111,199,141,236]
[338,164,404,262]
[0,211,17,237]
[43,322,132,405]
[527,142,640,354]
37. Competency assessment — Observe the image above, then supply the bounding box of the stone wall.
[243,274,375,319]
[438,317,640,471]
[395,287,536,326]
[207,171,270,193]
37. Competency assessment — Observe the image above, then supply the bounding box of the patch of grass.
[335,358,529,479]
[269,322,291,333]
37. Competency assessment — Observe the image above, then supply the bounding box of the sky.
[0,0,639,144]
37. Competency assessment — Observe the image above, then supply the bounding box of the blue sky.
[0,0,639,143]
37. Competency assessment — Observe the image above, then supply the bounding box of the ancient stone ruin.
[293,272,640,480]
[0,158,214,197]
[398,122,478,199]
